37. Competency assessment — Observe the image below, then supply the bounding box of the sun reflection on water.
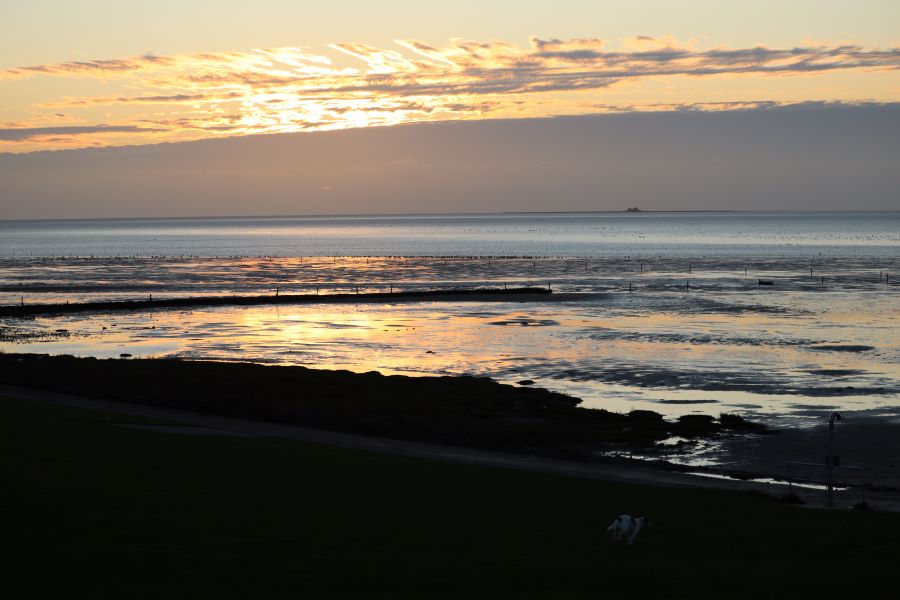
[5,286,898,427]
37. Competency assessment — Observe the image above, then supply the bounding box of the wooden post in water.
[629,282,632,293]
[827,412,842,508]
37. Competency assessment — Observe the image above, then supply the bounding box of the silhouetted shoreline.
[0,353,765,461]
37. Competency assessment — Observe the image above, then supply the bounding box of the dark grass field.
[3,395,898,599]
[0,354,763,460]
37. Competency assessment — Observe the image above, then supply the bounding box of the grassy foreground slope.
[0,354,763,459]
[2,395,897,599]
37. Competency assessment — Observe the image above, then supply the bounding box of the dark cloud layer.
[0,125,159,141]
[1,104,896,218]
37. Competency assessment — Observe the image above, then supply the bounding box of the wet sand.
[717,417,900,499]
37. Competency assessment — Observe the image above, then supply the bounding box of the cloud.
[3,36,898,151]
[0,54,176,80]
[2,105,898,217]
[5,38,896,86]
[29,39,897,108]
[0,125,160,141]
[38,92,241,108]
[530,36,607,61]
[588,99,900,114]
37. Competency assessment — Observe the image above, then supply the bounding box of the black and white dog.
[607,514,650,545]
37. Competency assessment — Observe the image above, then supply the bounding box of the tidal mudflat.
[5,271,897,424]
[2,214,898,488]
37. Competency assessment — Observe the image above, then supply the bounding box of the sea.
[2,211,899,439]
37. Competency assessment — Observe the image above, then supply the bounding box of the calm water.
[2,212,899,259]
[2,212,898,434]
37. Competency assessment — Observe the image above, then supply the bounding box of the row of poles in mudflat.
[281,256,893,287]
[12,270,896,306]
[9,254,898,265]
[7,254,897,279]
[268,266,893,297]
[9,256,896,307]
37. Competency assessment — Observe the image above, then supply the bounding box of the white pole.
[827,412,842,507]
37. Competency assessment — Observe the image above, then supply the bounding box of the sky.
[0,1,898,217]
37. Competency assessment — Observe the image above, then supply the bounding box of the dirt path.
[0,383,880,509]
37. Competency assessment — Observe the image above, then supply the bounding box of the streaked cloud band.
[2,36,897,151]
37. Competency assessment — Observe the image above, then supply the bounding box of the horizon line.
[3,209,900,224]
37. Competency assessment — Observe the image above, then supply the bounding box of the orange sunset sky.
[2,0,898,152]
[0,1,897,217]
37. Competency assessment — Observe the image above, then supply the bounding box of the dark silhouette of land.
[0,353,764,460]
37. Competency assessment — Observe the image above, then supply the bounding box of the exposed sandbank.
[0,287,582,318]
